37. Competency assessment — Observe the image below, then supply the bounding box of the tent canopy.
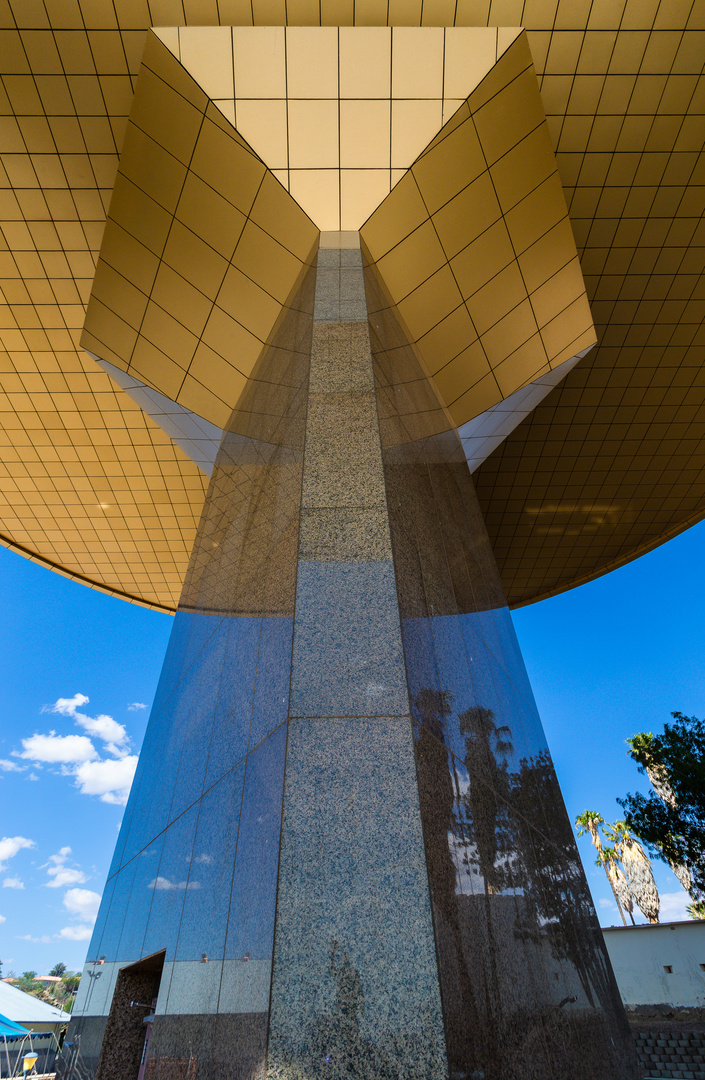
[0,1015,29,1040]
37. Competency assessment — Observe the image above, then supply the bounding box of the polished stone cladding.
[365,256,641,1080]
[68,235,639,1080]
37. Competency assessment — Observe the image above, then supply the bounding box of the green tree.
[49,962,67,978]
[16,971,44,998]
[619,712,705,899]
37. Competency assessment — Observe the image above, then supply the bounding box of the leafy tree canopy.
[49,962,67,978]
[618,712,705,899]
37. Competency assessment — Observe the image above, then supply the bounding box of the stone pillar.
[66,235,640,1080]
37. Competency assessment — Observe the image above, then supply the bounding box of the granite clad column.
[266,234,448,1079]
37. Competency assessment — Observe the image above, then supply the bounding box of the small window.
[664,965,673,974]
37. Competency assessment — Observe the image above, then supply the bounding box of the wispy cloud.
[17,733,98,764]
[0,915,5,924]
[42,847,87,889]
[14,694,139,805]
[3,877,24,890]
[74,756,138,806]
[58,924,92,941]
[598,898,615,910]
[0,836,35,873]
[63,887,101,921]
[17,934,52,944]
[43,694,129,757]
[127,703,146,712]
[659,891,690,922]
[0,759,24,773]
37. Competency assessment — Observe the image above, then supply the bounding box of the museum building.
[1,2,704,1079]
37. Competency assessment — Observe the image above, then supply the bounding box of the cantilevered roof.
[0,0,703,610]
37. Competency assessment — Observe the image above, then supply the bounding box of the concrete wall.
[604,921,705,1007]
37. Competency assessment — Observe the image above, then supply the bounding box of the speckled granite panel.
[365,256,641,1080]
[291,560,408,716]
[267,718,448,1080]
[58,1015,108,1080]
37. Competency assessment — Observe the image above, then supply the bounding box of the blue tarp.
[0,1016,30,1040]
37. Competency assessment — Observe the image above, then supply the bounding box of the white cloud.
[599,898,616,910]
[127,703,146,711]
[659,891,691,923]
[63,888,101,923]
[27,773,39,782]
[44,694,128,753]
[43,847,88,889]
[3,877,24,890]
[0,915,5,923]
[17,934,52,944]
[74,755,138,806]
[0,836,34,872]
[58,925,92,941]
[18,733,98,764]
[0,759,24,773]
[148,877,201,891]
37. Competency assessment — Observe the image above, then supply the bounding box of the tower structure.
[1,4,703,1080]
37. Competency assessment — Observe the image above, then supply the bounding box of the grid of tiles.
[0,0,703,609]
[157,24,520,230]
[82,30,319,430]
[361,29,595,432]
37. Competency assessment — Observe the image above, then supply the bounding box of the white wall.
[603,921,705,1007]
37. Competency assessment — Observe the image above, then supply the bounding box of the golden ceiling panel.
[361,30,595,432]
[82,31,318,430]
[0,0,703,608]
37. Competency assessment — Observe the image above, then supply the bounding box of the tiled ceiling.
[0,0,703,609]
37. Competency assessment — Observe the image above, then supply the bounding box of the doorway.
[95,952,165,1080]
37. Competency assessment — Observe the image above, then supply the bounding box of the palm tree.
[576,811,629,925]
[601,846,635,925]
[627,732,694,896]
[607,820,660,924]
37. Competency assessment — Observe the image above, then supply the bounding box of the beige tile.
[432,170,501,260]
[289,170,339,230]
[190,117,265,216]
[288,100,339,169]
[250,170,318,261]
[444,27,497,98]
[130,336,186,402]
[177,372,234,428]
[451,219,515,299]
[201,305,263,367]
[233,219,304,304]
[391,99,444,169]
[162,220,230,299]
[503,172,568,254]
[490,124,557,213]
[376,219,446,301]
[339,27,391,97]
[473,66,548,167]
[340,169,391,230]
[287,26,338,98]
[518,216,577,292]
[442,99,465,125]
[360,171,428,260]
[178,27,234,100]
[466,262,529,336]
[391,26,444,98]
[432,339,491,403]
[235,99,288,170]
[529,256,587,329]
[215,262,282,340]
[539,293,594,358]
[233,27,286,97]
[396,263,464,339]
[492,331,548,395]
[448,370,502,428]
[412,113,485,213]
[214,100,236,127]
[480,298,539,367]
[417,302,478,373]
[340,100,391,169]
[175,172,247,260]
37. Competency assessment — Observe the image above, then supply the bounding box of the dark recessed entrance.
[95,952,165,1080]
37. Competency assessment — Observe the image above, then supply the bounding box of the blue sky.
[1,519,703,975]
